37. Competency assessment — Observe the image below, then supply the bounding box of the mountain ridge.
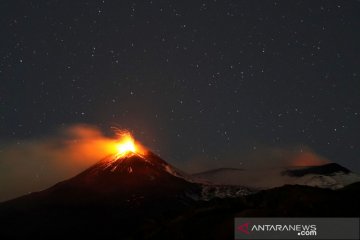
[193,162,360,190]
[0,153,359,239]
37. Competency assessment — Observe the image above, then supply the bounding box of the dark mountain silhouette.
[282,162,351,177]
[193,163,360,190]
[0,152,359,239]
[46,151,200,203]
[194,167,244,175]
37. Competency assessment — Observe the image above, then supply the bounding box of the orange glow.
[291,151,328,167]
[112,130,146,158]
[115,132,136,156]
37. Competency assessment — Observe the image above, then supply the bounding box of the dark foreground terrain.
[1,182,359,239]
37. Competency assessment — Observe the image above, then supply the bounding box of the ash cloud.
[0,124,118,202]
[239,145,330,169]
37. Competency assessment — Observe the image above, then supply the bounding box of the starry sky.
[1,0,359,173]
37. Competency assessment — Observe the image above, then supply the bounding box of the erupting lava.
[112,130,146,158]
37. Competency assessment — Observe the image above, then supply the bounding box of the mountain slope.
[193,163,360,189]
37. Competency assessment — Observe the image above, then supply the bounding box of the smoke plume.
[0,124,118,202]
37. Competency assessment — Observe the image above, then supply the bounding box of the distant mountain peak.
[283,163,351,177]
[192,162,359,190]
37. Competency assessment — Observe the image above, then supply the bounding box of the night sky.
[1,0,359,175]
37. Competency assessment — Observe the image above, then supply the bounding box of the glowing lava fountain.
[112,129,146,158]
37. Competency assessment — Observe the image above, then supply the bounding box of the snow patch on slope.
[199,184,253,201]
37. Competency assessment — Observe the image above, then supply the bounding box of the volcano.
[17,131,204,209]
[1,148,202,207]
[44,151,200,205]
[0,143,249,239]
[0,149,202,239]
[1,135,359,239]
